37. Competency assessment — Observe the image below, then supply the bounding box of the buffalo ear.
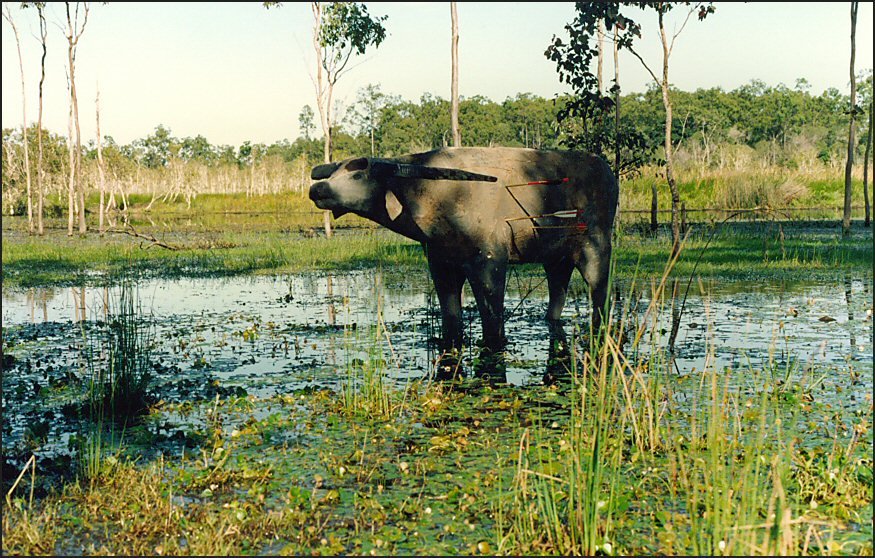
[385,190,403,221]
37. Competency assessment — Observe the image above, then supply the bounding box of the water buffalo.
[309,147,618,378]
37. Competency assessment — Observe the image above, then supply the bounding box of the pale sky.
[2,2,873,148]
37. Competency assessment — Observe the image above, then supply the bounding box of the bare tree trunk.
[842,1,858,236]
[65,2,90,235]
[3,6,33,234]
[36,4,47,236]
[597,20,605,95]
[249,154,255,197]
[73,62,85,235]
[659,11,680,255]
[67,100,75,236]
[613,23,621,236]
[450,2,461,147]
[865,99,872,227]
[613,24,620,183]
[96,88,106,235]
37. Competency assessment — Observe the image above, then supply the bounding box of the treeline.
[1,76,872,219]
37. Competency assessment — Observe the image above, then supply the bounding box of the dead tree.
[3,5,33,233]
[64,1,91,235]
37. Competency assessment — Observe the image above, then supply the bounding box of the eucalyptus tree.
[500,93,561,149]
[179,134,217,165]
[865,98,872,227]
[860,71,873,227]
[308,2,386,163]
[459,95,510,147]
[136,125,177,169]
[96,89,105,234]
[264,1,387,237]
[346,83,397,156]
[298,105,315,141]
[545,3,653,227]
[629,2,714,253]
[549,2,713,253]
[28,2,49,235]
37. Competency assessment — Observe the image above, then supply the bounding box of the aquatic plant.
[90,281,154,419]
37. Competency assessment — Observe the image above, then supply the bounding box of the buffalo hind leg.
[544,259,575,339]
[578,237,612,341]
[543,259,574,383]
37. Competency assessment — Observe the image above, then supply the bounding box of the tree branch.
[108,225,180,251]
[626,44,661,87]
[669,4,698,58]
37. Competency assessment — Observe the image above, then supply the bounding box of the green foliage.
[318,2,387,60]
[544,2,660,174]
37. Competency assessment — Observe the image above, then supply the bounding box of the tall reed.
[79,280,153,481]
[497,232,858,555]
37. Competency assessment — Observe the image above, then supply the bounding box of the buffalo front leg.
[465,257,508,381]
[427,251,466,378]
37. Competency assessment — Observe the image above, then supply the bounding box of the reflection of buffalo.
[310,147,618,378]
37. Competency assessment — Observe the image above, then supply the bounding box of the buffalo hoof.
[434,350,465,381]
[473,345,507,384]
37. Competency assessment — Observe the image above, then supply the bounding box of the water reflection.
[2,271,873,391]
[543,334,572,385]
[72,286,86,323]
[845,275,856,358]
[26,287,51,323]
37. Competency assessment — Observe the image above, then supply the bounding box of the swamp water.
[2,268,873,492]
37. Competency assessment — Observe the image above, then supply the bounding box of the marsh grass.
[1,228,426,287]
[84,281,154,420]
[620,166,872,224]
[3,223,870,290]
[340,325,395,419]
[4,184,873,289]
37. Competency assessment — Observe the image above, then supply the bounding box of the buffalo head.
[309,157,496,219]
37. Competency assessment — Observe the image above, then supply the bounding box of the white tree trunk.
[450,2,461,147]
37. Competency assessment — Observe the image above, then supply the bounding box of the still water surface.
[3,270,872,388]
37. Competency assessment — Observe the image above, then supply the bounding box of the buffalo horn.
[375,162,497,182]
[311,162,341,180]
